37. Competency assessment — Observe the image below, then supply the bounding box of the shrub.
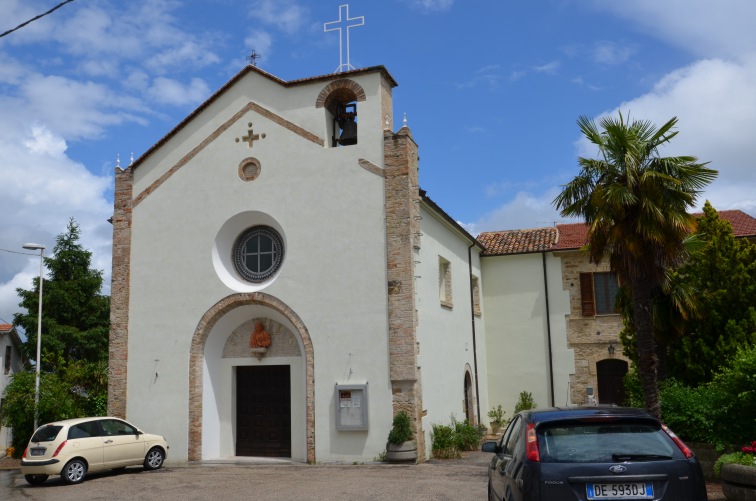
[657,379,729,445]
[431,424,459,459]
[387,411,413,445]
[714,451,756,476]
[453,420,481,451]
[513,391,536,415]
[713,345,756,445]
[487,405,505,426]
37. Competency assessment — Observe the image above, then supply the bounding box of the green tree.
[2,219,109,455]
[553,113,717,418]
[665,202,756,385]
[14,218,110,369]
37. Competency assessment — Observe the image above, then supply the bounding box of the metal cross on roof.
[324,4,364,73]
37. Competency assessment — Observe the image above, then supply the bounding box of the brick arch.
[315,79,367,113]
[187,292,315,462]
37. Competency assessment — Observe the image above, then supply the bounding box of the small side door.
[66,421,105,472]
[100,419,146,468]
[490,415,523,500]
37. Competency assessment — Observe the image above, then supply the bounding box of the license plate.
[587,482,653,499]
[30,448,46,456]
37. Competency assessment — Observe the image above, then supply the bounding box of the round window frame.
[232,226,285,283]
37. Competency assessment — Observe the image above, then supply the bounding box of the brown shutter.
[580,273,595,316]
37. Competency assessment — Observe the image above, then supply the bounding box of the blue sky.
[1,0,755,325]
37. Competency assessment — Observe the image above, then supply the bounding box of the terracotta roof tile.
[554,223,589,250]
[478,227,558,256]
[0,324,12,331]
[479,210,756,254]
[702,210,756,237]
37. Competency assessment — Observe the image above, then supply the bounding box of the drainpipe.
[542,252,555,407]
[468,243,482,423]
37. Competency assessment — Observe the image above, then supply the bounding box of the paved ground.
[0,452,725,500]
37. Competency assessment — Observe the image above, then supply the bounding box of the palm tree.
[553,113,717,418]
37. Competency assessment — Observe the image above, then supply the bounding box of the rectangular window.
[4,346,10,375]
[580,272,619,316]
[439,257,452,308]
[471,275,481,316]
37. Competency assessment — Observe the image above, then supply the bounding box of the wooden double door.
[236,365,291,457]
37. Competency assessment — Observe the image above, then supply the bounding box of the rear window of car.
[538,421,677,463]
[30,425,64,443]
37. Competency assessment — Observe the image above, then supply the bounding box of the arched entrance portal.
[597,359,628,405]
[188,292,314,462]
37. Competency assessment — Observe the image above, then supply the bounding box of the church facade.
[109,65,489,463]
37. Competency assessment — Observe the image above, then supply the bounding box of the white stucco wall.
[124,70,396,462]
[414,204,488,458]
[481,252,573,421]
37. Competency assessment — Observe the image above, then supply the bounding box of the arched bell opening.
[315,79,366,148]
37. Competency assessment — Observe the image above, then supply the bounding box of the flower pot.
[385,441,417,463]
[721,463,756,501]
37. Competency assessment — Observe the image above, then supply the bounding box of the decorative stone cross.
[235,122,266,148]
[324,4,364,73]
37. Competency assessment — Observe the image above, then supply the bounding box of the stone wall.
[558,250,628,404]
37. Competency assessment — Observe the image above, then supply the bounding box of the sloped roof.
[479,210,756,255]
[478,227,557,256]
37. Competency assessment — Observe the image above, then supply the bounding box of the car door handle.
[104,440,113,444]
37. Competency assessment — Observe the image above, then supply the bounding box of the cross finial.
[324,4,364,73]
[403,113,407,128]
[246,50,262,67]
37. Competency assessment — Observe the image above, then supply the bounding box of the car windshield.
[30,425,64,443]
[538,421,676,463]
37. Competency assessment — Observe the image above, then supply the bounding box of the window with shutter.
[580,273,595,316]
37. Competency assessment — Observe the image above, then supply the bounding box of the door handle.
[104,440,113,444]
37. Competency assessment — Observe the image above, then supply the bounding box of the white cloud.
[20,74,148,140]
[592,41,636,65]
[147,77,210,107]
[0,124,113,322]
[251,0,309,35]
[411,0,454,13]
[533,61,561,74]
[473,189,568,234]
[591,0,756,60]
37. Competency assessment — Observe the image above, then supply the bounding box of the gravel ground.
[0,453,726,500]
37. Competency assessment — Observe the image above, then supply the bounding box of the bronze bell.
[338,116,357,145]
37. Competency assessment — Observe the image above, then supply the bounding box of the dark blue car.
[482,406,707,500]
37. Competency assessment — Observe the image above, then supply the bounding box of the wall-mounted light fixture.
[608,343,615,356]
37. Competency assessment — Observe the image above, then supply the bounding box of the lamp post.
[23,243,45,431]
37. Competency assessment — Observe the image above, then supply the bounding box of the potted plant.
[385,410,417,462]
[716,440,756,501]
[487,404,505,434]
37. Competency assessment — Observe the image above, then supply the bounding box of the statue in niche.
[250,321,272,349]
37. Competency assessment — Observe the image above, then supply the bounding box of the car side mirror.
[482,441,499,453]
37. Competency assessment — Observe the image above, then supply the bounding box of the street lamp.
[23,243,45,431]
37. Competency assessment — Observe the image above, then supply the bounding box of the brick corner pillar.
[383,127,425,460]
[108,166,133,419]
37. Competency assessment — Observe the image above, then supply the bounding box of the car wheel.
[144,447,164,470]
[488,479,495,501]
[61,459,87,484]
[24,474,49,485]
